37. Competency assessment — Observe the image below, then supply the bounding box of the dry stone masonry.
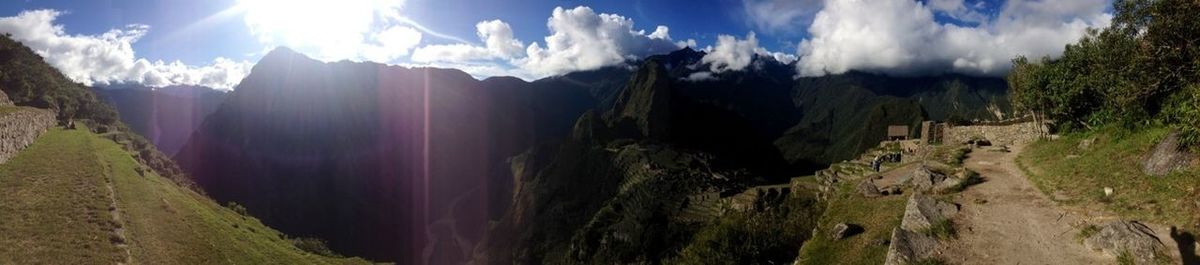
[944,120,1045,147]
[0,96,56,164]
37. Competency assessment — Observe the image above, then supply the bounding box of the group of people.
[871,152,902,172]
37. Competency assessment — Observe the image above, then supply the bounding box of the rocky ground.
[936,144,1187,264]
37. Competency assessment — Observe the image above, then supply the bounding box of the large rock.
[905,166,947,191]
[1083,220,1167,265]
[1140,131,1193,176]
[901,194,959,232]
[858,179,882,198]
[884,228,939,265]
[829,223,862,240]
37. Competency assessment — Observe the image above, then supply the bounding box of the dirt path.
[936,144,1113,264]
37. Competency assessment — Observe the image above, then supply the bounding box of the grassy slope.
[795,143,969,265]
[1018,126,1200,230]
[0,126,369,264]
[795,179,907,265]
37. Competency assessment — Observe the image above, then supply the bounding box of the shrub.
[291,237,341,257]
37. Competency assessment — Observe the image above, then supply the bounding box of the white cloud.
[518,6,681,77]
[683,71,715,82]
[700,32,796,72]
[0,9,252,89]
[410,20,522,63]
[410,6,685,80]
[795,0,1111,77]
[741,0,823,34]
[239,0,422,63]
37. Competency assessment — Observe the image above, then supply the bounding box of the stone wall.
[0,108,57,164]
[944,121,1045,147]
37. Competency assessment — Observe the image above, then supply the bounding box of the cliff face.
[0,107,56,164]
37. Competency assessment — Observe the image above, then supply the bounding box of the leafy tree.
[1007,0,1200,142]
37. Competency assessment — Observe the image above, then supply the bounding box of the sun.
[236,0,406,58]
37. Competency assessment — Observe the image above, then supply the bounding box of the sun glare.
[237,0,406,59]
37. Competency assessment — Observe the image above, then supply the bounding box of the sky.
[0,0,1113,89]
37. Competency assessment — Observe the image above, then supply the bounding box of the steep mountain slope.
[174,47,628,263]
[0,35,365,263]
[94,85,226,156]
[0,35,188,187]
[473,51,1013,263]
[0,125,368,264]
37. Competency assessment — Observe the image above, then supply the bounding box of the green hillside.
[0,125,369,264]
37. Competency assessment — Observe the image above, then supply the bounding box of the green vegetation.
[1076,224,1101,243]
[0,34,189,188]
[1006,0,1200,144]
[0,126,125,264]
[0,126,367,264]
[922,219,957,240]
[672,195,823,265]
[795,180,908,265]
[1018,126,1200,230]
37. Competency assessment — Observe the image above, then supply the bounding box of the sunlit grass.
[0,126,370,264]
[1018,126,1200,232]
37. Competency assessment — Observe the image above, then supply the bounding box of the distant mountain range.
[93,85,226,156]
[88,46,1012,263]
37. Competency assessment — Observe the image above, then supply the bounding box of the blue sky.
[0,0,1112,89]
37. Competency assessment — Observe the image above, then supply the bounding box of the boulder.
[1140,131,1194,177]
[906,166,947,191]
[884,228,939,265]
[901,194,959,232]
[879,185,903,196]
[1083,220,1167,265]
[858,179,882,198]
[933,177,963,194]
[829,223,863,240]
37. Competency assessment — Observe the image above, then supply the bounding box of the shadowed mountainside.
[175,46,1012,263]
[94,85,226,156]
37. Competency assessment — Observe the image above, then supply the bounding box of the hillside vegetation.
[0,34,188,187]
[1019,126,1200,230]
[1007,0,1199,142]
[0,125,368,264]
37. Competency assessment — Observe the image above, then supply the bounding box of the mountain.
[174,46,1011,263]
[94,85,226,156]
[471,49,1011,264]
[0,34,367,263]
[174,47,629,263]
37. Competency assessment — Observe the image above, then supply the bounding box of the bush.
[291,237,341,257]
[225,202,249,217]
[1007,0,1200,140]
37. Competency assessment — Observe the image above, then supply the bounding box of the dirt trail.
[936,144,1114,264]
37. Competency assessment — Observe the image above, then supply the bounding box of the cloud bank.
[0,10,252,89]
[409,6,685,79]
[795,0,1111,77]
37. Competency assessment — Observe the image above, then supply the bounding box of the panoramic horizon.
[0,0,1112,89]
[2,0,1198,264]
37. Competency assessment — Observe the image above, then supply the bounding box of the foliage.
[291,237,342,258]
[226,202,249,217]
[672,196,822,265]
[0,34,191,188]
[1007,0,1200,140]
[922,219,957,240]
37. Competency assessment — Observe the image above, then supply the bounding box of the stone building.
[887,125,909,141]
